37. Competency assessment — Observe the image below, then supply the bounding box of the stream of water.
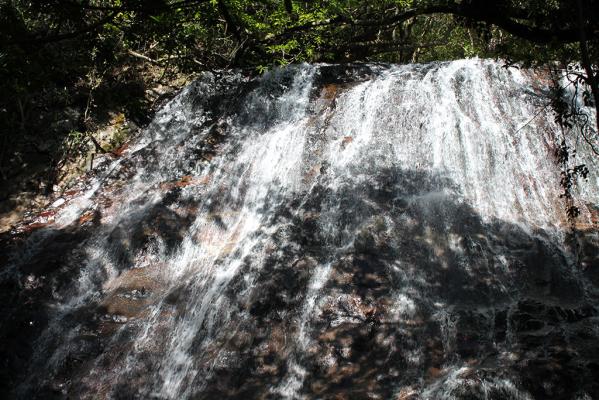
[3,59,599,399]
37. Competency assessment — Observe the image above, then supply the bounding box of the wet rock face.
[1,60,599,399]
[183,169,599,400]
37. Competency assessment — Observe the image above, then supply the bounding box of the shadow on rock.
[1,159,598,399]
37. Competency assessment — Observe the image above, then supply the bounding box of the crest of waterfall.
[2,59,599,400]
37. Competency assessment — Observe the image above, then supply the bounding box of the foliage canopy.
[0,0,597,197]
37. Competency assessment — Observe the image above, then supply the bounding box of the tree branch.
[7,12,116,45]
[575,0,599,134]
[268,2,597,45]
[127,49,164,66]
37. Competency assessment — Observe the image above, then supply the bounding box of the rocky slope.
[1,60,598,399]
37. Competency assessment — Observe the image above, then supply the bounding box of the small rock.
[341,136,353,150]
[396,387,418,400]
[427,366,444,379]
[100,314,128,324]
[51,198,66,208]
[113,315,128,323]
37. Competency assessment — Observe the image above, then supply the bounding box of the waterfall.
[2,59,599,400]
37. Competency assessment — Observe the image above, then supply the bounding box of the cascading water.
[1,59,599,400]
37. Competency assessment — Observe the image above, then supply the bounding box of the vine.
[549,71,592,222]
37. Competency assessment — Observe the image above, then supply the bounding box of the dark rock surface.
[1,61,598,400]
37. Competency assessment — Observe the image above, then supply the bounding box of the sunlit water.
[5,59,599,399]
